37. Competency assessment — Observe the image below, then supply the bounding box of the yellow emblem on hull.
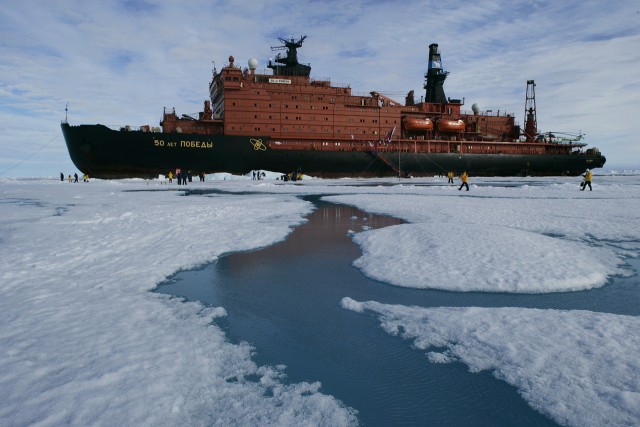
[250,138,267,151]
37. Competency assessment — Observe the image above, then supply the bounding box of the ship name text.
[154,139,213,149]
[269,78,291,84]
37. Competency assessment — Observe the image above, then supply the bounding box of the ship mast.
[267,35,311,77]
[523,80,537,142]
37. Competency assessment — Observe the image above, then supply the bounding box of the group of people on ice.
[446,169,593,191]
[167,170,206,184]
[446,170,469,191]
[61,172,88,183]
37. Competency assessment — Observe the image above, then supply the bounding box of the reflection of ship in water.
[62,36,605,178]
[227,199,405,275]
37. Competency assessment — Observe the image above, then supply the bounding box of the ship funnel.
[423,43,449,103]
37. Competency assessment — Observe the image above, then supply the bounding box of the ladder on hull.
[367,143,403,177]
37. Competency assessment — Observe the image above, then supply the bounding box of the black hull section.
[62,123,606,179]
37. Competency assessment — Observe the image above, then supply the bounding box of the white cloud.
[1,0,639,176]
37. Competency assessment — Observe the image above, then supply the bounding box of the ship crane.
[523,80,537,142]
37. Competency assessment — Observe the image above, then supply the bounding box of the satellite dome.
[471,103,480,113]
[248,58,258,70]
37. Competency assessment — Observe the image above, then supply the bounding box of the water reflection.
[157,197,560,426]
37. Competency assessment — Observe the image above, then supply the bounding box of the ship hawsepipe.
[61,37,606,178]
[61,122,605,179]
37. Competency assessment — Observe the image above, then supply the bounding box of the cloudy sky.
[1,0,639,177]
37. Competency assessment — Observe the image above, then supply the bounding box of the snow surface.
[341,298,640,427]
[322,178,639,293]
[0,178,356,426]
[1,174,639,426]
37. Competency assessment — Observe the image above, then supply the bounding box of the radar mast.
[268,35,311,77]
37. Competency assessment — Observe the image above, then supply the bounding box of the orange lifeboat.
[403,117,434,131]
[438,119,466,131]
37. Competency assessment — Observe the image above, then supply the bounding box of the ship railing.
[102,124,163,132]
[461,109,517,118]
[268,137,584,156]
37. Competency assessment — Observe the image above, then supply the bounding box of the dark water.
[155,195,638,426]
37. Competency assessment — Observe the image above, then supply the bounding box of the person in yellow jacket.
[447,171,454,184]
[581,169,592,191]
[458,171,469,191]
[168,171,173,183]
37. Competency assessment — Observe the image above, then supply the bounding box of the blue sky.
[1,0,639,177]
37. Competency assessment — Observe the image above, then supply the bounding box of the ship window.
[233,77,239,81]
[292,95,297,99]
[225,77,230,81]
[373,131,378,135]
[254,115,258,119]
[311,105,315,109]
[254,103,259,107]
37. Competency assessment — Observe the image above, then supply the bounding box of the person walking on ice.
[581,169,592,191]
[458,171,469,191]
